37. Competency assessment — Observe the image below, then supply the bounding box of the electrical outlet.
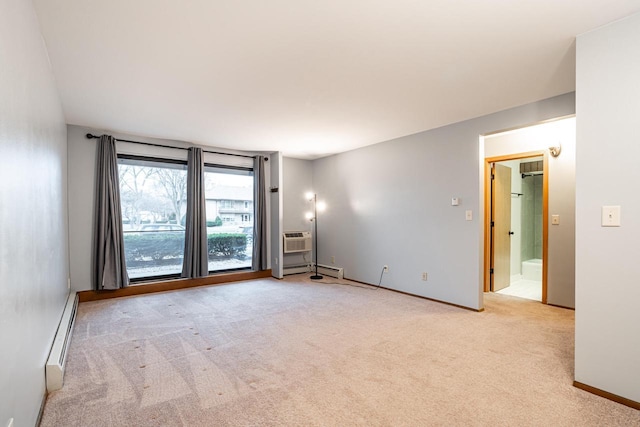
[383,265,389,273]
[422,272,428,281]
[331,256,335,264]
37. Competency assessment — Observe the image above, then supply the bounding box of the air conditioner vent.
[284,232,305,238]
[520,160,543,174]
[283,231,312,253]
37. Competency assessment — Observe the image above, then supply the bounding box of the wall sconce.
[549,143,562,157]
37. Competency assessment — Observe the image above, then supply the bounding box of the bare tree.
[154,168,187,223]
[118,165,156,227]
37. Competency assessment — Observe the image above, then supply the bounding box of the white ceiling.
[34,1,640,159]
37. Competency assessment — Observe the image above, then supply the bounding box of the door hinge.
[490,268,494,274]
[491,221,494,227]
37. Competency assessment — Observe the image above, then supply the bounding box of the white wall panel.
[0,1,69,424]
[575,12,640,403]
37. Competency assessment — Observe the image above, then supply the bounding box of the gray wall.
[0,1,69,425]
[67,125,98,292]
[485,118,576,308]
[311,93,574,310]
[282,157,313,267]
[575,12,640,403]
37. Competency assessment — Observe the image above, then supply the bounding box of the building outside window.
[203,166,254,272]
[117,157,255,281]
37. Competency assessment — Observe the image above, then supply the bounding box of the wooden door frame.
[483,150,549,304]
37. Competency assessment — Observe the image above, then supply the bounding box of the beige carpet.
[40,276,639,426]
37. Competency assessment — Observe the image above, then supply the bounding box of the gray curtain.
[252,156,268,271]
[93,135,129,290]
[182,147,209,278]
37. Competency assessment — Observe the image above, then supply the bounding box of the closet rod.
[85,133,266,160]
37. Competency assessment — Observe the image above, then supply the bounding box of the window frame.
[116,155,258,283]
[117,154,189,283]
[204,163,255,274]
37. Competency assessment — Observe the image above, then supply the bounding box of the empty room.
[1,0,640,425]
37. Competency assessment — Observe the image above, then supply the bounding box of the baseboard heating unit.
[283,264,311,275]
[46,291,78,392]
[283,264,344,279]
[313,264,344,279]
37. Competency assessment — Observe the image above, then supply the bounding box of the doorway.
[484,152,548,303]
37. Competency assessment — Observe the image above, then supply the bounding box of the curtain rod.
[85,133,266,161]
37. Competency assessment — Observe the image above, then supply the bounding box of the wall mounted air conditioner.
[283,231,312,253]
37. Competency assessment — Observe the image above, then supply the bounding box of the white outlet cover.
[602,206,621,227]
[451,197,460,206]
[465,210,472,221]
[551,214,560,225]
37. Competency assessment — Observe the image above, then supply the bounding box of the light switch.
[602,206,621,227]
[551,215,560,225]
[451,198,460,206]
[465,210,473,221]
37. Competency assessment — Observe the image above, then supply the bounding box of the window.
[204,165,254,272]
[118,156,187,280]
